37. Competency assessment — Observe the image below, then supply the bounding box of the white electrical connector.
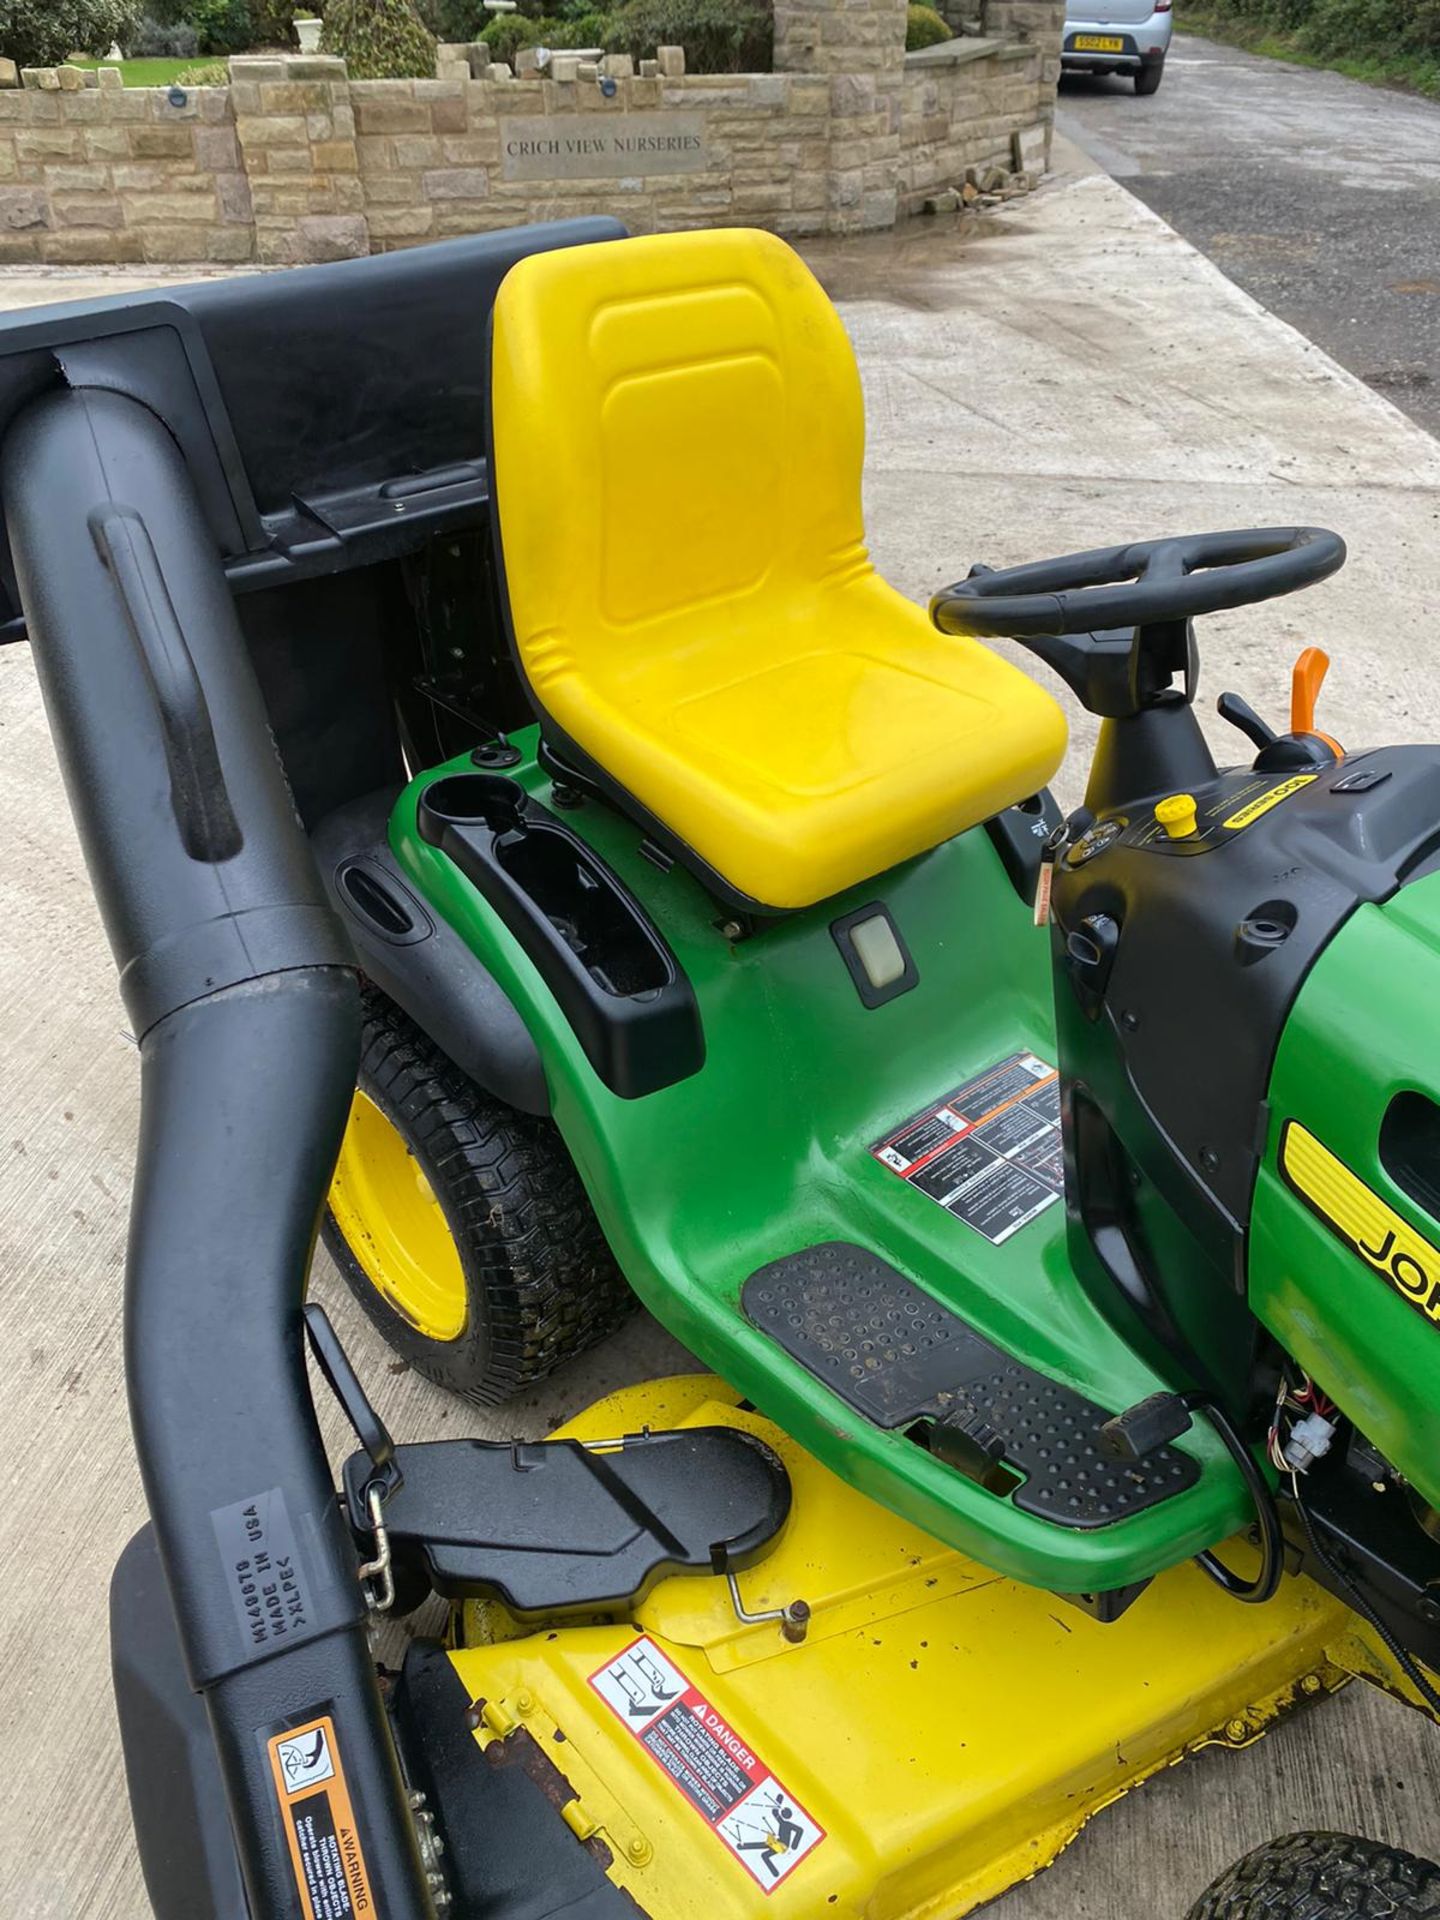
[1283,1411,1337,1473]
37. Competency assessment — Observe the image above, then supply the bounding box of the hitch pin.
[358,1481,396,1615]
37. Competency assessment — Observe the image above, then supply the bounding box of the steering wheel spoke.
[931,525,1345,719]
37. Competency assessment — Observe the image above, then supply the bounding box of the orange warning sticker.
[266,1714,379,1918]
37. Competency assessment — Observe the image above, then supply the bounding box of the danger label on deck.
[589,1636,824,1890]
[871,1050,1064,1244]
[266,1714,378,1918]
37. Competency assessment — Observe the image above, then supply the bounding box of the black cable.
[1181,1387,1440,1701]
[1189,1398,1284,1605]
[1291,1483,1440,1716]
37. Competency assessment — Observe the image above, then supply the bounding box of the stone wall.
[0,78,250,265]
[0,3,1063,266]
[773,0,907,74]
[230,55,364,265]
[350,67,837,247]
[897,36,1056,217]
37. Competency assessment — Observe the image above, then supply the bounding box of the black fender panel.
[313,787,550,1116]
[111,1526,249,1920]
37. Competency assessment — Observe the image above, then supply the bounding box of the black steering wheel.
[930,527,1346,640]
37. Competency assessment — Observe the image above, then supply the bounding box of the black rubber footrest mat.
[742,1242,1200,1529]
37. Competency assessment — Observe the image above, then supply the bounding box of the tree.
[0,0,142,67]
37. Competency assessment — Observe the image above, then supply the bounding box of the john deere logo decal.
[1280,1121,1440,1328]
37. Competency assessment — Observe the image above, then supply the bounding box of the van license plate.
[1073,33,1124,49]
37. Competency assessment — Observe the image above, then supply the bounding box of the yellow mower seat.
[491,228,1066,912]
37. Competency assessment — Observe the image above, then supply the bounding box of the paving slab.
[2,160,1440,1915]
[1057,34,1440,435]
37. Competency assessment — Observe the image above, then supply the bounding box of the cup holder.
[419,773,527,836]
[414,771,704,1098]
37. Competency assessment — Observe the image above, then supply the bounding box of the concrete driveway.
[1058,33,1440,435]
[2,144,1440,1915]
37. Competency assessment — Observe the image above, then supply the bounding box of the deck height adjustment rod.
[725,1570,811,1643]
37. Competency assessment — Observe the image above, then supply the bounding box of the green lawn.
[70,57,208,87]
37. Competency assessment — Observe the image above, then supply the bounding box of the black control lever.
[1216,691,1276,753]
[1099,1392,1193,1463]
[304,1302,403,1501]
[1217,690,1336,774]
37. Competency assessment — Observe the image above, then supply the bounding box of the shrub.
[415,0,485,36]
[906,2,952,49]
[600,0,771,71]
[478,9,543,61]
[252,0,304,44]
[416,0,551,29]
[127,11,200,54]
[552,9,609,44]
[322,0,436,74]
[1303,0,1440,55]
[189,0,258,52]
[0,0,142,66]
[176,56,229,78]
[478,11,612,54]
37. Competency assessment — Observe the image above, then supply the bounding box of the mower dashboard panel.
[1053,747,1440,1274]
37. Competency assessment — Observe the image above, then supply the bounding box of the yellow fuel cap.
[1155,793,1199,840]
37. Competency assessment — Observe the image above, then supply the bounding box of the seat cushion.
[491,228,1066,910]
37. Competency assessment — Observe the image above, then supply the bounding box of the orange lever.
[1290,646,1342,756]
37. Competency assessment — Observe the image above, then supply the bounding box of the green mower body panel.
[392,732,1249,1593]
[1252,870,1440,1511]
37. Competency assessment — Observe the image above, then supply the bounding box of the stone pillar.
[775,0,906,233]
[983,0,1066,51]
[229,53,368,265]
[774,0,908,77]
[983,0,1065,152]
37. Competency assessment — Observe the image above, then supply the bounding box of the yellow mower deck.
[449,1377,1370,1919]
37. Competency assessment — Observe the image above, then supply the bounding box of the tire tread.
[1189,1832,1440,1920]
[323,984,633,1405]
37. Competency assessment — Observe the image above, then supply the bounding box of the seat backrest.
[490,229,872,722]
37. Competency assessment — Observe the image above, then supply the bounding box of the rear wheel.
[323,986,634,1405]
[1188,1833,1440,1920]
[1135,56,1164,95]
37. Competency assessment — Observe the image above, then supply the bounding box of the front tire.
[1188,1833,1440,1920]
[1135,56,1164,95]
[323,986,634,1405]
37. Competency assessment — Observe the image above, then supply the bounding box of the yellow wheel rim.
[329,1089,468,1343]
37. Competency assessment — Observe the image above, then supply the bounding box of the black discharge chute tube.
[2,387,436,1918]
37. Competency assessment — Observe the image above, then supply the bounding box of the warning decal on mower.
[589,1636,825,1889]
[870,1051,1064,1244]
[266,1712,378,1919]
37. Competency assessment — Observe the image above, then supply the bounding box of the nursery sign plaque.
[501,112,710,181]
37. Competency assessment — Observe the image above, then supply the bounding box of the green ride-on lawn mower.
[6,217,1440,1920]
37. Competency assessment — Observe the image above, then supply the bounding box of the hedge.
[1187,0,1440,60]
